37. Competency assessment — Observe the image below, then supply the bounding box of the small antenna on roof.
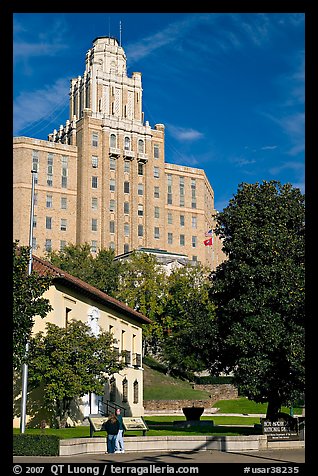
[119,20,122,46]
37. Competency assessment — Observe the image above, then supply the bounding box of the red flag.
[203,237,212,246]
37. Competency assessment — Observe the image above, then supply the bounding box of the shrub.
[13,434,59,456]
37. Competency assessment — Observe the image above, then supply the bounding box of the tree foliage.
[161,263,218,374]
[46,243,122,296]
[209,181,305,419]
[114,252,168,353]
[13,241,53,370]
[27,320,124,427]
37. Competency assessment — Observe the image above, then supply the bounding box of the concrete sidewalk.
[13,447,305,464]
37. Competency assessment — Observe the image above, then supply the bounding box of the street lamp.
[20,169,36,433]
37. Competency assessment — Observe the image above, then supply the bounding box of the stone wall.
[144,384,238,411]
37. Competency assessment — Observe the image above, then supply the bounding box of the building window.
[192,216,197,228]
[124,223,129,236]
[61,156,68,188]
[109,199,116,212]
[154,144,159,159]
[45,239,52,252]
[168,213,173,224]
[124,160,130,173]
[192,236,197,248]
[110,179,115,192]
[92,197,98,210]
[168,232,173,244]
[124,136,130,150]
[154,186,159,198]
[60,240,66,251]
[180,215,185,227]
[138,183,143,196]
[180,234,185,246]
[154,166,159,178]
[32,150,39,184]
[110,157,116,170]
[46,195,53,208]
[124,181,130,193]
[154,227,160,239]
[167,174,172,205]
[91,240,97,253]
[92,176,98,188]
[32,237,37,250]
[124,244,129,254]
[191,199,197,209]
[33,216,37,228]
[133,380,139,404]
[61,197,67,209]
[138,224,143,237]
[138,163,144,175]
[61,219,67,231]
[138,204,143,216]
[110,133,117,148]
[122,378,128,403]
[47,152,53,185]
[154,206,159,218]
[110,242,115,250]
[92,156,98,168]
[124,202,129,214]
[138,139,144,153]
[110,221,115,234]
[46,216,52,229]
[91,218,97,231]
[192,255,198,262]
[92,132,98,147]
[179,176,185,207]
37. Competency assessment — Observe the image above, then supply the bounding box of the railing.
[98,399,126,417]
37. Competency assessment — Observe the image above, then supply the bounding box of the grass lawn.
[143,365,210,400]
[214,397,302,415]
[13,417,262,438]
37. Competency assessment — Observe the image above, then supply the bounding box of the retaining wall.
[59,435,304,456]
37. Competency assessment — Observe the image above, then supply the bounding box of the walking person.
[103,413,120,454]
[114,408,125,453]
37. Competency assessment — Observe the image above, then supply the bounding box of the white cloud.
[13,78,69,135]
[167,124,204,142]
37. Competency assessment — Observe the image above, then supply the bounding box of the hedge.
[13,434,60,456]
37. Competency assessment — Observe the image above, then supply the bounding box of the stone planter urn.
[182,406,204,421]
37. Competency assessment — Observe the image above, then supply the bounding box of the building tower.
[13,37,226,269]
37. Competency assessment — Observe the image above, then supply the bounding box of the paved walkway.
[13,448,305,464]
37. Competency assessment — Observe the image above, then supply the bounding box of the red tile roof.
[32,255,151,325]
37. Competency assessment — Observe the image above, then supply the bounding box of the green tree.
[13,241,53,370]
[46,243,122,296]
[27,320,124,427]
[115,252,168,353]
[161,263,218,374]
[209,181,305,420]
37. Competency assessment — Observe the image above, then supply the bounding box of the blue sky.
[13,12,305,212]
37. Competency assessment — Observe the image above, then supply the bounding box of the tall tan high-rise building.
[13,37,226,269]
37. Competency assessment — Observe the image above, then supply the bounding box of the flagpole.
[20,169,36,433]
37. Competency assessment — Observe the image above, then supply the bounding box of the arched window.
[110,377,116,402]
[110,134,117,148]
[124,137,130,150]
[138,139,144,153]
[122,378,128,403]
[133,380,139,404]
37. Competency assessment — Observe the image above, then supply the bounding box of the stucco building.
[13,36,226,270]
[13,255,151,428]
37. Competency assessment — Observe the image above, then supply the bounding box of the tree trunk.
[266,398,281,420]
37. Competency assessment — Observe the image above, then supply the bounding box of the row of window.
[94,132,160,159]
[34,230,199,253]
[35,212,198,230]
[108,376,139,405]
